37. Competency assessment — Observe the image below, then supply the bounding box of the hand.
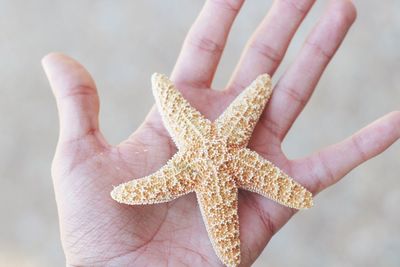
[43,0,400,266]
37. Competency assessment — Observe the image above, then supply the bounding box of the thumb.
[42,53,103,143]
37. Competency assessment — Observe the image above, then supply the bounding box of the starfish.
[111,73,313,266]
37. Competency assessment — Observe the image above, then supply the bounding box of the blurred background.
[0,0,399,266]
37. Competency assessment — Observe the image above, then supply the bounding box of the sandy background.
[1,0,399,266]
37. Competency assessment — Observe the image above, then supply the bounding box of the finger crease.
[188,35,224,56]
[249,41,282,66]
[351,135,368,162]
[259,114,284,141]
[315,152,335,190]
[305,40,333,61]
[59,85,97,100]
[281,0,310,15]
[278,84,307,107]
[209,0,242,13]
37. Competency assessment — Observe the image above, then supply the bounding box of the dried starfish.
[111,73,313,266]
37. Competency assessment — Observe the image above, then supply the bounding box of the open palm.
[44,1,400,266]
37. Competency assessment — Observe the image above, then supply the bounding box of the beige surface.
[0,0,399,266]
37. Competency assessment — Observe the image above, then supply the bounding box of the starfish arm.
[111,151,197,205]
[234,148,313,209]
[196,170,240,267]
[215,74,272,147]
[151,73,212,149]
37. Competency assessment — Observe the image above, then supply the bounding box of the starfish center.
[198,136,230,166]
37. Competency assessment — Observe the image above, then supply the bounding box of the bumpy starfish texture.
[111,73,313,267]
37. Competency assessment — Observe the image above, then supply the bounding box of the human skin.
[43,0,400,266]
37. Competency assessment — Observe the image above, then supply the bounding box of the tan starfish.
[111,73,313,267]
